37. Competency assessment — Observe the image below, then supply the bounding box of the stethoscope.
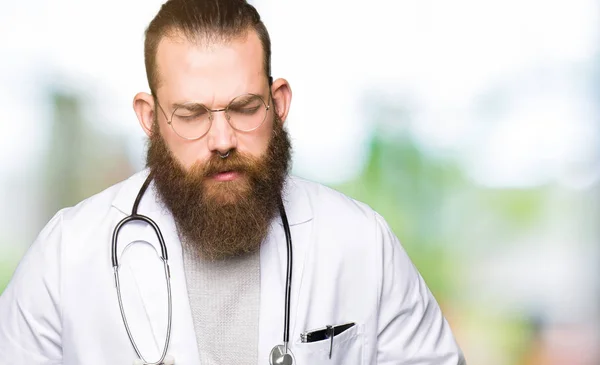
[111,173,296,365]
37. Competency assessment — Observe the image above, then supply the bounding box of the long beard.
[146,116,292,261]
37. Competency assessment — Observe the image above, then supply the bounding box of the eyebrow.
[171,102,208,111]
[170,93,267,111]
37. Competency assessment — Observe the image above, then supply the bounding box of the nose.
[206,110,237,156]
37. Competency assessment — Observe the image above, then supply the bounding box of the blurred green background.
[1,1,599,364]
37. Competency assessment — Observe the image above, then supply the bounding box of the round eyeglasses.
[157,93,271,140]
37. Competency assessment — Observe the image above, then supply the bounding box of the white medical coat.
[0,170,466,364]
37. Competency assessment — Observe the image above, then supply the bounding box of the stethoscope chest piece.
[270,344,295,365]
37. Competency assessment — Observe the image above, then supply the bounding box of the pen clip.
[326,325,334,359]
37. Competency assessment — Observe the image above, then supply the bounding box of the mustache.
[189,150,261,178]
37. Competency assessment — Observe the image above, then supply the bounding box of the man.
[0,0,466,364]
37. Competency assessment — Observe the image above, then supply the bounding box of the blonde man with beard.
[0,1,465,364]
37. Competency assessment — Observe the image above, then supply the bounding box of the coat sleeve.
[0,210,65,364]
[374,213,466,364]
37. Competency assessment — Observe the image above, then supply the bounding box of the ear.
[270,78,292,124]
[133,92,156,137]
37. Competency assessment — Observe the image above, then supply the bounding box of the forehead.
[155,30,265,105]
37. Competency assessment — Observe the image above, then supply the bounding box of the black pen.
[300,322,356,343]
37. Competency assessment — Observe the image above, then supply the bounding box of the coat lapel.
[258,177,313,364]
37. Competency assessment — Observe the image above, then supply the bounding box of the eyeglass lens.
[170,94,267,139]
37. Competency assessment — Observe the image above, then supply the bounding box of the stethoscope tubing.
[279,202,293,351]
[112,174,172,365]
[111,174,294,364]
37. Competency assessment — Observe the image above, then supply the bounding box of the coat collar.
[111,168,313,226]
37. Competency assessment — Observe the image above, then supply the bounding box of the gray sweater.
[182,243,260,365]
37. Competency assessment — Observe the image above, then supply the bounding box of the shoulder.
[26,170,149,254]
[288,175,390,241]
[290,175,377,218]
[24,170,150,271]
[288,177,407,295]
[60,170,148,225]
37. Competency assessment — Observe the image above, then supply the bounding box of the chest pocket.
[291,323,364,365]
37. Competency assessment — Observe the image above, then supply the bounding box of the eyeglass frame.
[155,76,274,141]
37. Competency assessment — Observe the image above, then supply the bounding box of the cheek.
[160,124,211,169]
[237,121,273,158]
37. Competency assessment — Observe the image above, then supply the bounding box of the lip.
[211,171,241,182]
